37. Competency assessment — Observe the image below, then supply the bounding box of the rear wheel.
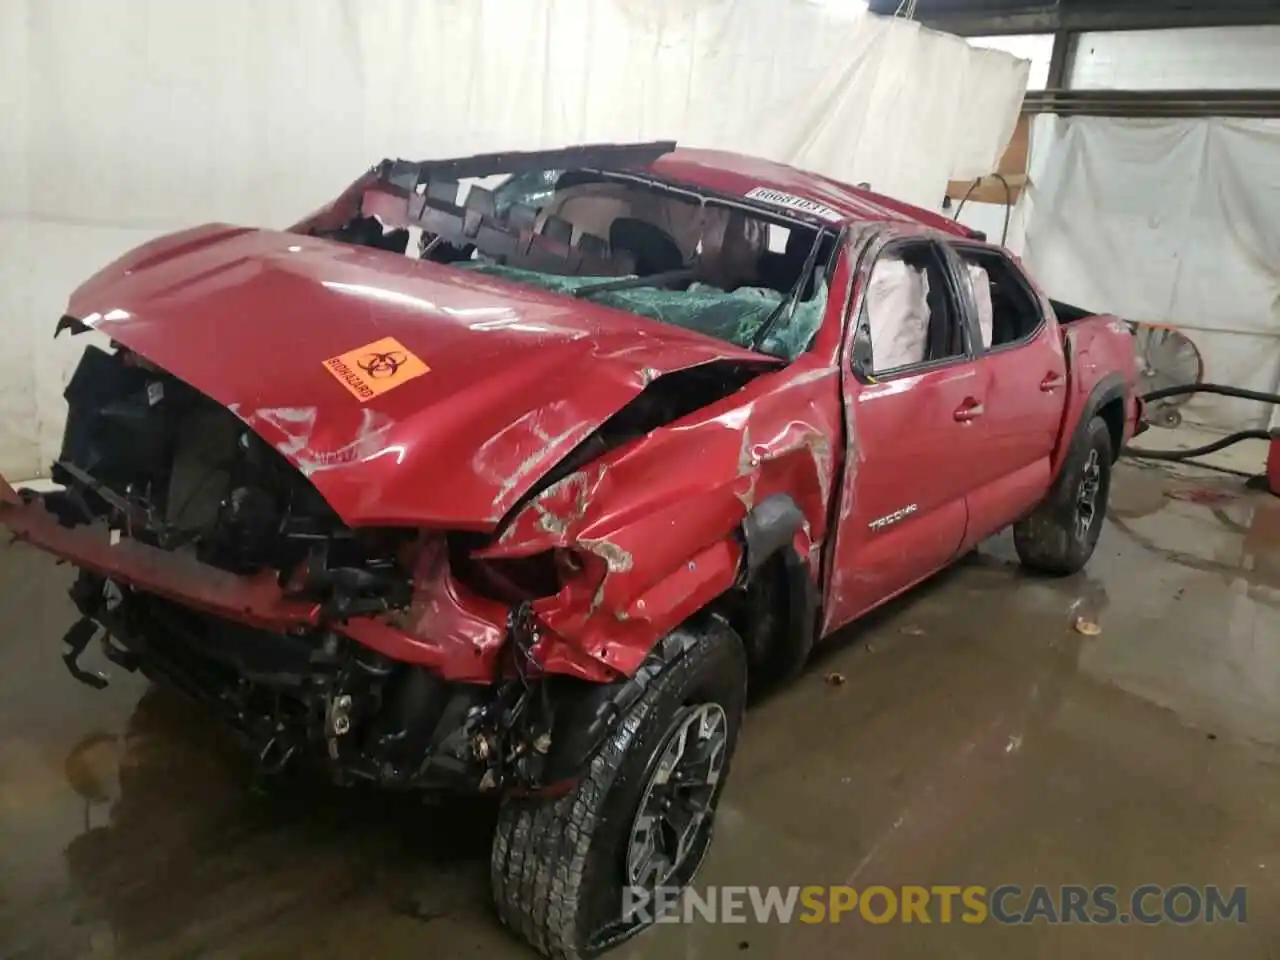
[1014,415,1113,576]
[490,617,747,959]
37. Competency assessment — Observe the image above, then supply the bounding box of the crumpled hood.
[68,224,772,529]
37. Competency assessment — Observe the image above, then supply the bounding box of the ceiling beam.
[1023,89,1280,117]
[1044,29,1076,89]
[870,1,1280,36]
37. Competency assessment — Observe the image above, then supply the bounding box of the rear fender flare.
[1056,372,1126,478]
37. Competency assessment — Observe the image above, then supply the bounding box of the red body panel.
[496,356,842,676]
[1267,434,1280,496]
[963,321,1069,548]
[645,150,977,237]
[0,483,558,683]
[1,492,318,632]
[2,147,1140,686]
[819,233,1137,635]
[1053,313,1142,468]
[826,364,977,627]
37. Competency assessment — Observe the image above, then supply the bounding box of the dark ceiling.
[867,0,1280,35]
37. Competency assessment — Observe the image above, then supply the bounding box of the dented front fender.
[485,358,843,676]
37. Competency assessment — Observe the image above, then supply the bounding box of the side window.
[855,242,966,377]
[954,248,1045,349]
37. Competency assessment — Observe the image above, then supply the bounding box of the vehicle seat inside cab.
[537,179,768,287]
[537,181,635,244]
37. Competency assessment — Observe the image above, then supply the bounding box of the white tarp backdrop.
[0,0,1027,480]
[1018,115,1280,430]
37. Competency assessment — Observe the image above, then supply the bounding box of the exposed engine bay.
[41,342,485,787]
[52,343,412,604]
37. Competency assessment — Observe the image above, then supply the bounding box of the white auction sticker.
[744,187,842,222]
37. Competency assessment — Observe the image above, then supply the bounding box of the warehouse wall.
[1071,26,1280,90]
[0,0,1027,482]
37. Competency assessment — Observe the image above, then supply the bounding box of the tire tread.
[491,620,743,959]
[1015,415,1113,576]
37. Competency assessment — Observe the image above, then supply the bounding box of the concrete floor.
[2,461,1280,959]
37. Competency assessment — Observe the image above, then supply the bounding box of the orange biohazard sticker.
[322,336,429,402]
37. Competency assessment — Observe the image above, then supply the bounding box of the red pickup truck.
[0,142,1140,958]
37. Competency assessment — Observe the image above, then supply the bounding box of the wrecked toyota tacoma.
[0,142,1142,958]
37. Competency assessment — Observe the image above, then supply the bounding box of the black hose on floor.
[1141,383,1280,406]
[1125,429,1271,461]
[1123,381,1279,465]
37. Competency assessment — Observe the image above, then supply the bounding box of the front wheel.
[1014,414,1113,576]
[490,617,747,959]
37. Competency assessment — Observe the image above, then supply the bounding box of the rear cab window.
[946,244,1046,351]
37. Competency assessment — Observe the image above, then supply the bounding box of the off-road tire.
[490,617,747,959]
[1014,414,1113,576]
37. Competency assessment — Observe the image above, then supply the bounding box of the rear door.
[823,236,988,633]
[942,242,1069,547]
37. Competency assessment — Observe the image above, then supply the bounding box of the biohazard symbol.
[358,351,408,379]
[323,336,429,402]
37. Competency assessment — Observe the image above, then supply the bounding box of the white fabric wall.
[1018,115,1280,429]
[967,33,1053,90]
[0,0,1026,481]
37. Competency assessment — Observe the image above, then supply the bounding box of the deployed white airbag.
[866,259,931,372]
[967,262,994,348]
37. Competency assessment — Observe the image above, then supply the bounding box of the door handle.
[1040,373,1066,392]
[954,400,985,422]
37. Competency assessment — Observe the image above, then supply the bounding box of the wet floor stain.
[3,462,1280,958]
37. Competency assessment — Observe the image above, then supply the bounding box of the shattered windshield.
[453,260,830,359]
[333,159,838,360]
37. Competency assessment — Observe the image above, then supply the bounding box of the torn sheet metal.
[0,499,320,633]
[484,358,842,676]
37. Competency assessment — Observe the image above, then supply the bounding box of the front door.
[823,237,989,633]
